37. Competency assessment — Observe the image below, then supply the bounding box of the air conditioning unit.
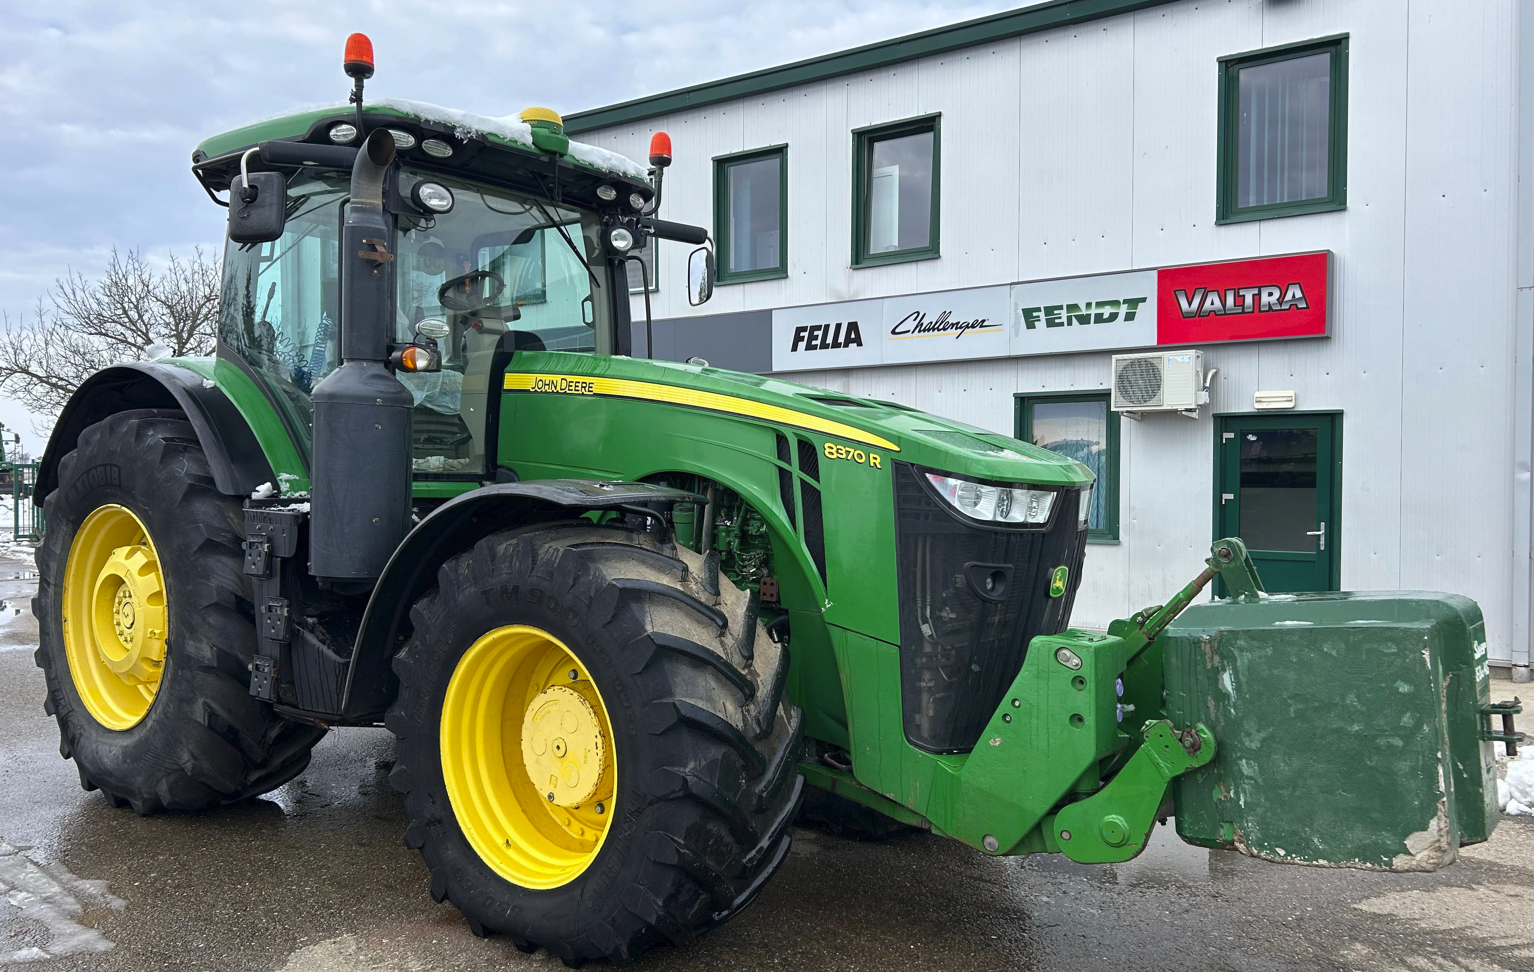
[1111,349,1205,416]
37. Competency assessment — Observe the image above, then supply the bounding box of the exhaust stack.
[308,128,413,579]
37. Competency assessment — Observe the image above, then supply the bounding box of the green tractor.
[33,34,1517,965]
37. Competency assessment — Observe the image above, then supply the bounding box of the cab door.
[1216,414,1339,593]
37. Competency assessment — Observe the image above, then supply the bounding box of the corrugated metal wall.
[576,0,1526,661]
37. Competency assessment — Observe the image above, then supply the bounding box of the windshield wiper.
[531,200,601,291]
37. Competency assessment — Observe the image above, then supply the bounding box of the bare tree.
[0,248,221,419]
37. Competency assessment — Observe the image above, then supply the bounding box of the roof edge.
[564,0,1175,134]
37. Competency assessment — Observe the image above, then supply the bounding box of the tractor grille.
[893,461,1087,753]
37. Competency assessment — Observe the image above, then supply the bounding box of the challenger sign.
[770,251,1330,372]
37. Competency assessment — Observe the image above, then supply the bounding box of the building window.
[626,246,657,295]
[1217,35,1348,223]
[714,146,787,284]
[1016,392,1119,543]
[852,115,940,267]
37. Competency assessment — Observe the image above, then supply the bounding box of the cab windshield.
[218,168,610,476]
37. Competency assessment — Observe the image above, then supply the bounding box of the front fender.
[39,362,275,500]
[340,479,702,720]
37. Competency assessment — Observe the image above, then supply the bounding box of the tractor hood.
[505,351,1094,489]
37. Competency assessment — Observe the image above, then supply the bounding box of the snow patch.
[201,378,216,389]
[565,138,648,181]
[1272,620,1313,626]
[1505,751,1534,812]
[0,840,124,964]
[250,481,276,499]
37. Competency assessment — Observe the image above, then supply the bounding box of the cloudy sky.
[0,0,1016,451]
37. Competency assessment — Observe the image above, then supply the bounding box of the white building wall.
[576,0,1527,662]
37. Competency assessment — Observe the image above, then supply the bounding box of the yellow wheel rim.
[440,625,617,889]
[61,504,168,730]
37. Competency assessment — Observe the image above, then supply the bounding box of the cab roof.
[191,99,652,204]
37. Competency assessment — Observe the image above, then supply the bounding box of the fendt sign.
[770,251,1331,372]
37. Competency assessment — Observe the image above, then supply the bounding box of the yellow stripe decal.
[503,373,900,452]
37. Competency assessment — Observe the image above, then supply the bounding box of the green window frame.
[1217,34,1349,224]
[1015,391,1120,543]
[852,114,941,268]
[713,145,788,284]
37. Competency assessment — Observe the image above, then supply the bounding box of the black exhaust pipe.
[309,128,413,580]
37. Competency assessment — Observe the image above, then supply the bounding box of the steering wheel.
[438,269,505,312]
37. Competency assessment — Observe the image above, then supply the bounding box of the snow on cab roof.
[260,97,648,182]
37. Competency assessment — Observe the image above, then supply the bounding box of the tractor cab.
[190,53,708,485]
[212,162,612,479]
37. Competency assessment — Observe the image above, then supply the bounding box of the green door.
[1216,414,1339,593]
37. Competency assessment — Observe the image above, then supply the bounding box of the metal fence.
[8,463,42,541]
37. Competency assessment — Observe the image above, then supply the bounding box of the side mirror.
[687,246,715,306]
[227,171,287,243]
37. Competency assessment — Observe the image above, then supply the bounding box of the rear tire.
[386,521,803,964]
[34,409,325,813]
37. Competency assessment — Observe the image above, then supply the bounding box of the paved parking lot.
[2,550,1532,971]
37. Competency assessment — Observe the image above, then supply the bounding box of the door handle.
[1306,522,1326,551]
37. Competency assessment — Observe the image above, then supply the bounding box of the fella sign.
[769,251,1331,372]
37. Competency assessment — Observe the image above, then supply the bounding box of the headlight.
[411,181,455,213]
[595,184,618,202]
[924,472,1056,525]
[606,225,635,252]
[1077,484,1093,530]
[328,122,358,144]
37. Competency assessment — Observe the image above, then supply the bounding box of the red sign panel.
[1156,251,1330,347]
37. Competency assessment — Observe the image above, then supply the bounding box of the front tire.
[34,409,325,813]
[386,522,803,964]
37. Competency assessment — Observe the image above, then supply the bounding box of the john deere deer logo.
[1049,566,1069,598]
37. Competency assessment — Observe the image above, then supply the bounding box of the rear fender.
[340,479,702,720]
[39,363,275,500]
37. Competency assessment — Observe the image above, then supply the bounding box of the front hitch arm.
[1052,720,1216,863]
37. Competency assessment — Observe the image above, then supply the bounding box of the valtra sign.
[769,251,1331,372]
[1156,251,1330,346]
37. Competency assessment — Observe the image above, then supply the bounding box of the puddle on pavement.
[0,600,27,627]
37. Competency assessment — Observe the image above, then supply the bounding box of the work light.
[595,185,618,202]
[421,138,453,158]
[606,225,635,253]
[924,472,1056,526]
[412,181,455,214]
[1077,484,1093,530]
[629,192,647,211]
[328,122,358,144]
[388,129,417,150]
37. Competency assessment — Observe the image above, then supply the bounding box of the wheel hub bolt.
[595,802,605,815]
[569,669,579,680]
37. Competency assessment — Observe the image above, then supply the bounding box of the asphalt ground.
[2,548,1532,971]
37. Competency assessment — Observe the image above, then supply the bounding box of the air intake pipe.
[308,128,414,580]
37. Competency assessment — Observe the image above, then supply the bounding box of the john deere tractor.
[33,35,1518,965]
